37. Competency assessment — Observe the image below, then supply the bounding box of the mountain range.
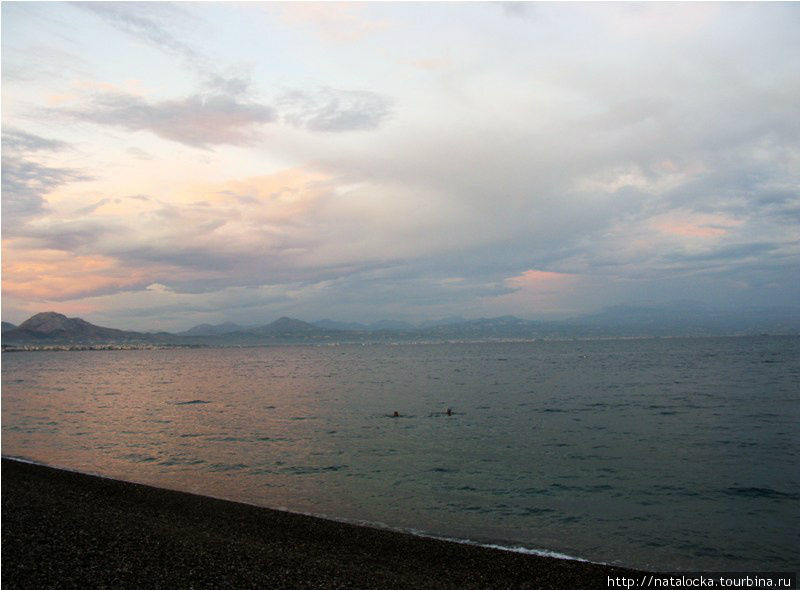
[3,306,800,348]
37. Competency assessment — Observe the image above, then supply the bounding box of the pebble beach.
[2,458,642,589]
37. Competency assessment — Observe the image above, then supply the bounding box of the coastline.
[2,457,643,588]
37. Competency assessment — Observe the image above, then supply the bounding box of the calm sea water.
[2,337,798,571]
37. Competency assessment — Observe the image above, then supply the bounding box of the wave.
[724,486,799,500]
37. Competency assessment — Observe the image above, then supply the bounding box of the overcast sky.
[2,2,799,330]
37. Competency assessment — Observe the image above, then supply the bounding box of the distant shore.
[2,458,642,588]
[1,343,210,352]
[3,333,794,353]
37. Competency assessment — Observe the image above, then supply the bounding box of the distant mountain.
[579,302,710,326]
[313,316,542,339]
[3,312,147,344]
[183,317,344,344]
[3,304,798,349]
[368,319,416,332]
[179,322,244,336]
[313,319,369,331]
[3,313,343,347]
[250,317,331,336]
[313,319,416,332]
[576,303,800,335]
[417,315,544,339]
[418,316,467,329]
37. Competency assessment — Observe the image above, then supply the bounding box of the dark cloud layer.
[16,219,115,252]
[2,128,70,153]
[65,92,276,148]
[1,129,89,233]
[61,85,391,148]
[1,156,85,230]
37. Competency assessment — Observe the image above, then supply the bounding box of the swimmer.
[446,407,452,416]
[393,411,399,417]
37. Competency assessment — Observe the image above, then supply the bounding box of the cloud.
[498,2,533,20]
[63,91,276,148]
[485,269,584,316]
[203,73,251,97]
[289,13,798,301]
[4,3,799,326]
[1,167,342,303]
[279,87,391,132]
[1,157,83,228]
[663,242,778,265]
[2,128,70,153]
[14,219,116,252]
[1,129,90,233]
[649,211,742,238]
[75,2,202,69]
[74,199,111,216]
[2,246,149,301]
[74,2,264,110]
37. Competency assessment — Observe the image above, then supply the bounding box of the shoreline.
[2,457,643,588]
[3,454,592,566]
[4,333,795,353]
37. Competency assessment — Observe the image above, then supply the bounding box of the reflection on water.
[2,337,799,571]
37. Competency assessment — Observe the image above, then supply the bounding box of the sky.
[2,2,799,331]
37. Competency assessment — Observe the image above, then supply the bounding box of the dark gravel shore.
[2,458,642,589]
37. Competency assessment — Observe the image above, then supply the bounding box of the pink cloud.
[487,269,582,315]
[649,212,742,238]
[505,269,578,292]
[1,246,149,301]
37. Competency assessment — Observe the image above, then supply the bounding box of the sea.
[2,336,798,572]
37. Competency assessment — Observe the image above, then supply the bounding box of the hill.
[3,312,148,344]
[178,322,244,336]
